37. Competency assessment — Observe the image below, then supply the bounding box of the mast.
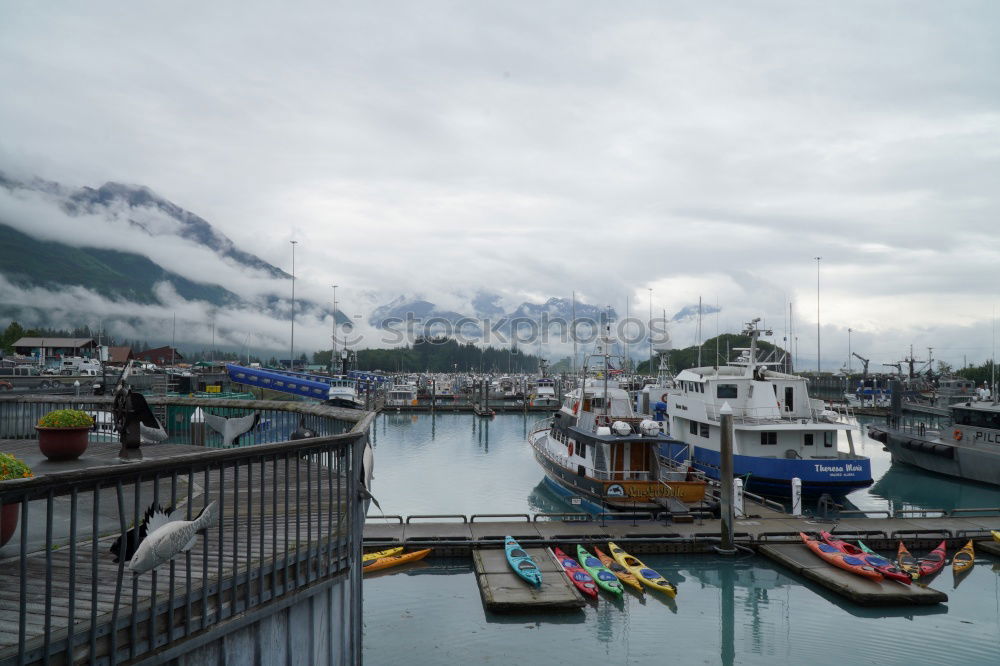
[572,291,578,377]
[603,306,611,418]
[697,296,703,367]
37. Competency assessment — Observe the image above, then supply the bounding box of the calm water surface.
[364,412,1000,665]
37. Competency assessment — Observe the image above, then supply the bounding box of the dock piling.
[717,402,736,555]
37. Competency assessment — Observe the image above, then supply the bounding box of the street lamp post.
[848,327,852,375]
[290,240,297,369]
[815,256,821,374]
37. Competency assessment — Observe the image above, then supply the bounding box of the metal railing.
[0,395,371,665]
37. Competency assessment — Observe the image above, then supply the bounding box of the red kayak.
[821,532,911,584]
[918,541,947,577]
[801,533,882,583]
[551,547,598,598]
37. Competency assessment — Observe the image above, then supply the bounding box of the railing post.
[791,477,802,516]
[733,477,744,518]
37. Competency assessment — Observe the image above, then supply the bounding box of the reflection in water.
[527,480,577,515]
[870,464,1000,513]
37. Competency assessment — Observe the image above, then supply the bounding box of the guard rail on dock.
[0,394,373,666]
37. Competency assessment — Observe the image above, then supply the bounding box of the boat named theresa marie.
[665,319,873,496]
[527,328,707,513]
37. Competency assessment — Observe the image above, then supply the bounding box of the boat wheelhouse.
[531,378,559,408]
[666,319,872,496]
[326,376,365,409]
[386,383,418,407]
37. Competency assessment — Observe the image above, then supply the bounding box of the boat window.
[689,420,698,435]
[717,384,737,399]
[760,432,777,445]
[823,432,835,447]
[804,433,814,446]
[578,441,586,459]
[784,387,793,412]
[699,423,709,438]
[953,409,1000,429]
[772,384,777,395]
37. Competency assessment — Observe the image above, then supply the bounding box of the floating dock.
[472,547,585,612]
[757,543,948,606]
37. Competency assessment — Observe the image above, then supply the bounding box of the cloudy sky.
[1,1,998,368]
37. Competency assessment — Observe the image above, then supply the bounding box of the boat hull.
[682,444,873,496]
[532,445,704,512]
[871,426,1000,488]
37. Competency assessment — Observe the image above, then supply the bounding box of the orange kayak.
[594,546,643,593]
[800,533,882,582]
[896,542,920,580]
[362,548,431,574]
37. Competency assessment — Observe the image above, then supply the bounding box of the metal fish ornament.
[128,501,218,574]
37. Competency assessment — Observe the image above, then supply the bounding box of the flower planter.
[36,426,91,461]
[0,503,18,547]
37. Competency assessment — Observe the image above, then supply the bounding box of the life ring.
[953,429,962,441]
[567,442,574,456]
[572,401,580,414]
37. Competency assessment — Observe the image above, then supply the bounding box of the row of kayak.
[800,532,976,584]
[504,537,677,599]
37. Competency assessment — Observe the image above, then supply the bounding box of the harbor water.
[363,412,1000,665]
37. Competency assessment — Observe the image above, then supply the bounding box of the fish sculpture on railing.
[127,501,219,574]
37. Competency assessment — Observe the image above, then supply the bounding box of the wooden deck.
[0,440,354,665]
[472,547,584,612]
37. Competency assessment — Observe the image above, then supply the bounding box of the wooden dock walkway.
[472,548,584,612]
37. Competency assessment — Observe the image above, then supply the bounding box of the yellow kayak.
[363,546,403,562]
[952,540,974,575]
[363,548,431,574]
[608,542,677,598]
[992,530,1000,543]
[595,546,644,593]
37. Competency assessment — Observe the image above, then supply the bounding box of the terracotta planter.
[0,503,18,547]
[36,425,91,461]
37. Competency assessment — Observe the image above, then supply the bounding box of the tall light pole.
[648,287,653,375]
[847,327,852,375]
[815,256,821,374]
[290,240,297,368]
[331,284,339,373]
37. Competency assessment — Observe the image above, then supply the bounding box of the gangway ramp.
[473,547,585,612]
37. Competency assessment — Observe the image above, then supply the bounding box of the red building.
[133,346,184,365]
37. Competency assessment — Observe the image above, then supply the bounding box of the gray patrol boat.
[869,399,1000,486]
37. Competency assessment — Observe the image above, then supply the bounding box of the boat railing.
[529,416,553,434]
[704,404,791,425]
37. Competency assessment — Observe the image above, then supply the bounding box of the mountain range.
[0,170,717,350]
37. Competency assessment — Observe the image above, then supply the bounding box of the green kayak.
[576,545,624,596]
[856,540,877,555]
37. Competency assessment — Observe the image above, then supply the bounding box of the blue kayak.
[505,536,542,587]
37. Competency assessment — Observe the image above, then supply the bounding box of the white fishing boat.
[665,319,872,496]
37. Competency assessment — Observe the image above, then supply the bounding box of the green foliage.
[0,223,238,307]
[0,453,32,481]
[957,361,996,386]
[315,337,543,373]
[635,333,787,375]
[37,409,94,429]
